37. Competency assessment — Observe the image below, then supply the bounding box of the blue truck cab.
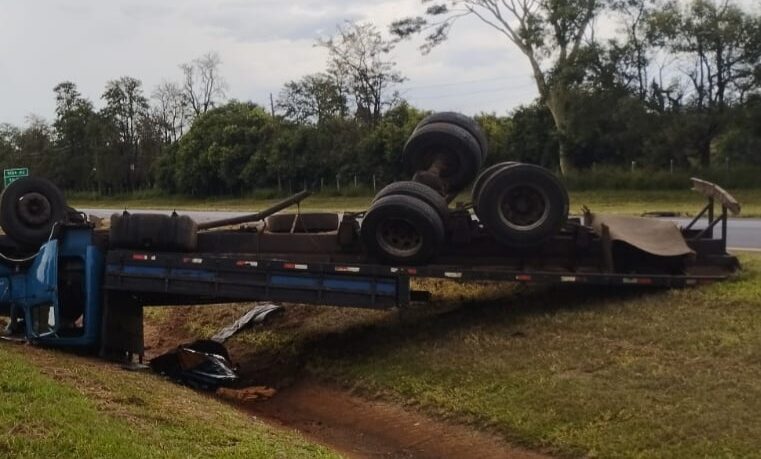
[0,227,103,348]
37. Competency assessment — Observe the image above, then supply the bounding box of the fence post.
[354,175,358,188]
[336,174,341,193]
[320,177,324,192]
[631,161,636,172]
[670,159,674,175]
[372,174,377,191]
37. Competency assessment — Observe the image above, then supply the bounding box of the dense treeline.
[1,0,760,195]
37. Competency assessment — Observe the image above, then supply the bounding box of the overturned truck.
[0,112,741,360]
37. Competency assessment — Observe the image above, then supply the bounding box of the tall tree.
[180,51,227,117]
[650,0,761,165]
[102,76,149,190]
[276,73,348,124]
[52,82,96,188]
[391,0,604,173]
[152,80,189,142]
[319,22,405,126]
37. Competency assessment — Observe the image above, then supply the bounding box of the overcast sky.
[0,0,757,126]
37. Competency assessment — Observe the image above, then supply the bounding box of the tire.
[265,213,340,233]
[403,122,482,193]
[361,194,445,265]
[474,164,569,247]
[416,112,489,161]
[471,161,518,214]
[0,177,67,247]
[373,181,450,225]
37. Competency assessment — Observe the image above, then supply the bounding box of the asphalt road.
[81,208,761,251]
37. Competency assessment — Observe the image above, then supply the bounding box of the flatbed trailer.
[0,177,741,361]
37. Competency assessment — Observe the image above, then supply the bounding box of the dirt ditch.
[144,304,552,459]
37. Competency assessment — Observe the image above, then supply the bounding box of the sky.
[0,0,757,126]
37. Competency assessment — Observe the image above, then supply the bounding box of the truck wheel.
[471,161,518,214]
[403,122,482,194]
[0,177,67,247]
[416,112,489,161]
[361,194,445,265]
[373,181,450,225]
[474,164,569,247]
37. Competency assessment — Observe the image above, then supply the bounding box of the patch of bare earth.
[145,304,551,459]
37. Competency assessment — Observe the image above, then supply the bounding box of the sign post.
[3,168,28,187]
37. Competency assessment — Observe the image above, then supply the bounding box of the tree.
[391,0,605,173]
[52,82,96,188]
[102,76,150,190]
[152,81,189,142]
[276,73,348,124]
[180,51,227,118]
[319,22,405,126]
[649,0,761,165]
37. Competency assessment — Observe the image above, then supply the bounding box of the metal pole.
[197,190,312,230]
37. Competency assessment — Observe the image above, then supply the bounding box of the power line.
[399,74,532,91]
[402,81,536,100]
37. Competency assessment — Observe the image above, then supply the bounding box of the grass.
[304,254,761,457]
[157,254,761,458]
[70,188,761,217]
[0,343,336,458]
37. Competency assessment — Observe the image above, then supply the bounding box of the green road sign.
[3,167,28,187]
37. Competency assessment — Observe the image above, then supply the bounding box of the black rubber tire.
[403,122,482,193]
[416,112,489,161]
[361,194,445,265]
[0,177,67,247]
[372,181,450,225]
[265,213,340,233]
[474,164,569,247]
[471,161,518,214]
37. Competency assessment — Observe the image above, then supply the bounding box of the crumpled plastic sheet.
[211,303,282,343]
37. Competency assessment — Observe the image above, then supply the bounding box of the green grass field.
[308,254,761,457]
[0,344,335,458]
[160,254,761,458]
[70,188,761,217]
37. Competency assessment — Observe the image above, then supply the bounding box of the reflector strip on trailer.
[516,274,532,281]
[444,272,463,279]
[235,260,258,267]
[335,266,361,273]
[283,263,308,270]
[623,277,652,285]
[561,276,577,283]
[183,257,203,264]
[132,254,156,261]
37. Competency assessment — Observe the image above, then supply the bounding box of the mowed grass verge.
[70,188,761,217]
[0,344,335,458]
[153,255,761,457]
[304,254,761,457]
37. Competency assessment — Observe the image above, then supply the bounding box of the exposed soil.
[247,379,549,459]
[144,306,552,459]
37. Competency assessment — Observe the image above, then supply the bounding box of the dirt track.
[144,308,551,458]
[248,379,548,459]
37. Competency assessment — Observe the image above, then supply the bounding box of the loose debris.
[150,339,238,390]
[217,386,277,403]
[211,303,283,343]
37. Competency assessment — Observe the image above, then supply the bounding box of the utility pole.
[269,93,275,117]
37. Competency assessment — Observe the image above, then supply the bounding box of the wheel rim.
[376,218,423,258]
[16,192,52,226]
[497,184,550,231]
